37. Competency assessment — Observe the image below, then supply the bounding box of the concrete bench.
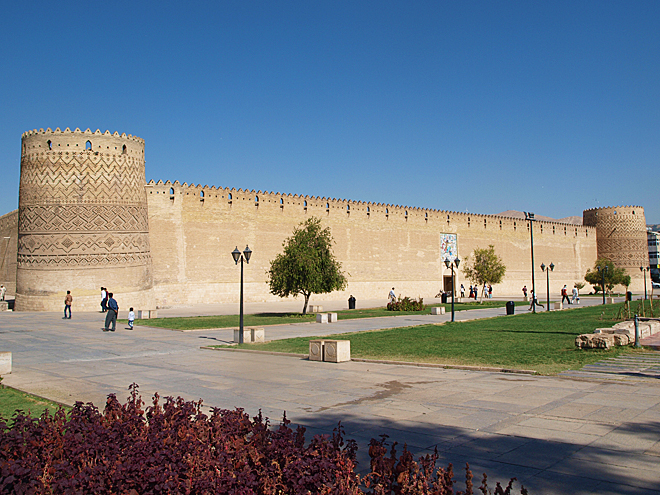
[0,351,11,375]
[327,312,338,323]
[324,340,351,363]
[431,307,445,315]
[137,310,158,319]
[234,327,265,343]
[553,302,563,310]
[309,305,323,313]
[316,313,328,323]
[309,340,325,361]
[0,301,8,312]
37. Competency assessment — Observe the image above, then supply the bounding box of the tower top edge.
[22,127,144,144]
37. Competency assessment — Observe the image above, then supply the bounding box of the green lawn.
[216,302,644,375]
[127,300,528,330]
[0,386,69,422]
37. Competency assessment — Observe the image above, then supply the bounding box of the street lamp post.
[597,265,608,305]
[444,257,461,322]
[232,245,252,344]
[640,266,649,300]
[524,212,537,313]
[540,262,554,311]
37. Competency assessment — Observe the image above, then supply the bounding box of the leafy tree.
[584,258,630,295]
[267,217,348,314]
[461,245,506,303]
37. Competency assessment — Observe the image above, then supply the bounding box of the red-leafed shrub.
[0,384,527,494]
[387,296,425,311]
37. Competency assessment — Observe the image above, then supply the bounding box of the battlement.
[21,128,145,159]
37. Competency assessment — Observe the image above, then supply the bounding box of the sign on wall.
[441,233,458,261]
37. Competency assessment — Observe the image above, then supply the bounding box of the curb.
[201,346,538,374]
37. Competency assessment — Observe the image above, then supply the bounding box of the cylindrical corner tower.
[583,205,649,292]
[16,127,154,311]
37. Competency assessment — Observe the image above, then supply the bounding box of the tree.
[461,245,506,303]
[267,217,348,314]
[584,258,630,295]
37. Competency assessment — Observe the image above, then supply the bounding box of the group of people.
[101,287,135,331]
[524,284,580,310]
[467,284,492,299]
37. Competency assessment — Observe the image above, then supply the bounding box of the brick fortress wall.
[15,128,154,311]
[146,181,598,307]
[583,206,649,292]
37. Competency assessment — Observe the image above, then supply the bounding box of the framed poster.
[441,233,458,262]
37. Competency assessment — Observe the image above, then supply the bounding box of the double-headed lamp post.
[444,257,461,322]
[540,262,554,311]
[640,266,650,300]
[597,265,608,305]
[232,245,252,344]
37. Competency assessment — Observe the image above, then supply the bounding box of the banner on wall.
[441,233,458,262]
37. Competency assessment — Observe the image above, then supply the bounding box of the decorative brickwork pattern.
[15,128,154,311]
[583,206,649,271]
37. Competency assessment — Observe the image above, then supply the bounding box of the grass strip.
[0,385,70,423]
[127,300,528,330]
[213,302,646,375]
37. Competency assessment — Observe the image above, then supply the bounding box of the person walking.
[488,285,493,299]
[0,284,6,301]
[522,285,528,299]
[104,292,119,332]
[389,287,396,304]
[529,290,544,310]
[63,290,72,319]
[561,285,571,305]
[100,287,107,313]
[460,284,465,298]
[128,307,135,330]
[572,285,580,304]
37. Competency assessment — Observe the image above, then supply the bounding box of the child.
[128,307,135,329]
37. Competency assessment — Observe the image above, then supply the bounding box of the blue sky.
[1,1,658,222]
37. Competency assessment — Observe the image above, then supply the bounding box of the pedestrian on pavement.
[101,287,108,312]
[104,292,119,332]
[460,284,465,298]
[561,285,571,305]
[128,307,135,329]
[572,285,580,304]
[522,285,528,299]
[529,290,544,310]
[488,285,493,299]
[0,284,6,301]
[389,287,396,304]
[63,290,72,319]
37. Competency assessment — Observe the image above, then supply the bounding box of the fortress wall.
[146,181,597,307]
[0,210,18,296]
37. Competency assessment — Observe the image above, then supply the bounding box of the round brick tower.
[583,205,649,292]
[16,128,154,311]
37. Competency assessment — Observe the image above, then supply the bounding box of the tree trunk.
[302,293,310,314]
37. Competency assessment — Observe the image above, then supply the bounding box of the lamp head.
[231,247,241,264]
[541,263,546,272]
[444,258,450,269]
[550,262,554,272]
[243,245,252,264]
[455,257,460,268]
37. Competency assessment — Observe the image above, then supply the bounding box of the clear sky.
[1,1,658,223]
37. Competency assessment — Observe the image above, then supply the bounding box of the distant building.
[649,229,659,269]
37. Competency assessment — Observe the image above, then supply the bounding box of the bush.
[0,385,527,494]
[387,296,425,311]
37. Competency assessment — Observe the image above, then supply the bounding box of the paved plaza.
[1,298,660,494]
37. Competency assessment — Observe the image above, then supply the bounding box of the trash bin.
[506,301,515,315]
[348,295,356,310]
[626,291,632,302]
[441,292,448,304]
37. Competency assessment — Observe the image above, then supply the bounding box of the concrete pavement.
[1,298,659,494]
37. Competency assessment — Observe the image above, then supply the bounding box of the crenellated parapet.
[146,180,590,237]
